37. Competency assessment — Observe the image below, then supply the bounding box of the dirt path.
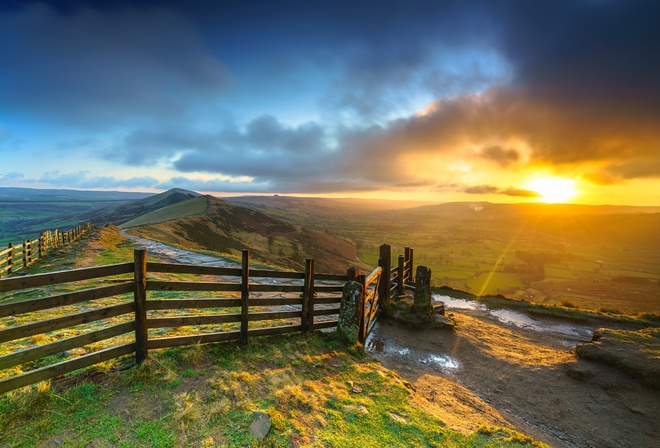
[366,308,660,448]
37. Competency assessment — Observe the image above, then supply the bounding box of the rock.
[249,412,271,441]
[433,303,446,316]
[431,313,455,329]
[338,281,364,344]
[413,266,433,315]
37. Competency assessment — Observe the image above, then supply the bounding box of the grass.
[0,223,547,447]
[0,333,546,447]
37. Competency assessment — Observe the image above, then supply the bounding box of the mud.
[366,303,660,448]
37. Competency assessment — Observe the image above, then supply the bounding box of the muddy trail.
[124,233,658,447]
[366,295,659,448]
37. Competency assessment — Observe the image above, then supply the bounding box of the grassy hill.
[124,196,367,273]
[0,225,545,447]
[81,188,201,226]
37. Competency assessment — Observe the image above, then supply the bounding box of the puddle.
[433,293,594,339]
[433,294,486,311]
[366,324,459,371]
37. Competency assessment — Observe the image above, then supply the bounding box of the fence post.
[404,247,411,283]
[38,234,44,260]
[347,267,360,282]
[303,258,314,334]
[54,229,59,247]
[6,243,12,275]
[358,274,367,344]
[134,249,148,364]
[408,248,414,285]
[240,249,250,345]
[397,254,405,296]
[22,240,28,269]
[378,244,391,305]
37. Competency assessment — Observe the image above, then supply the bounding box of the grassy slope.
[0,226,545,447]
[122,195,210,228]
[126,196,367,273]
[233,197,660,313]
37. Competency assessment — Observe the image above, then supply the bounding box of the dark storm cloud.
[0,3,229,127]
[480,145,520,167]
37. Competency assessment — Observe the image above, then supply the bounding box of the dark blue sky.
[1,0,658,204]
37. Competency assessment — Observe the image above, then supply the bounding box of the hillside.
[124,195,366,272]
[81,188,201,226]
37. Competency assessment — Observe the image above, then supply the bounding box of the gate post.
[338,281,364,344]
[378,244,391,305]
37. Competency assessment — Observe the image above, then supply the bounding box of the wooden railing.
[349,244,415,343]
[0,223,93,278]
[0,249,347,394]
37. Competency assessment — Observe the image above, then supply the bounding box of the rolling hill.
[123,195,366,273]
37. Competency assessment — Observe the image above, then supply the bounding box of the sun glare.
[527,176,578,203]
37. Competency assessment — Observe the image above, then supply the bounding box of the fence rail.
[0,248,348,394]
[0,223,93,278]
[0,242,415,394]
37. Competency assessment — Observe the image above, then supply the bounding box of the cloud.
[0,3,230,128]
[40,171,160,189]
[479,145,520,167]
[463,184,539,197]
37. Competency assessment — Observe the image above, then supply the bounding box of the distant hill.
[81,188,201,226]
[0,187,153,244]
[125,195,365,272]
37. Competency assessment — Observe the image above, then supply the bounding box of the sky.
[0,0,659,206]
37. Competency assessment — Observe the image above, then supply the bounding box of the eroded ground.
[367,309,660,448]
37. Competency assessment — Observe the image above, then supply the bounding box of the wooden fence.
[348,244,415,343]
[0,243,415,394]
[0,223,93,278]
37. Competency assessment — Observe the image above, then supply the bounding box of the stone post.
[338,281,364,344]
[413,265,433,315]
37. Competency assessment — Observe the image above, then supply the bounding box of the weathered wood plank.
[314,273,348,281]
[248,324,301,337]
[365,266,382,287]
[248,310,301,321]
[146,314,241,328]
[147,331,240,349]
[146,281,241,292]
[313,308,340,317]
[0,321,135,370]
[249,269,304,279]
[146,262,241,277]
[249,297,302,306]
[248,284,304,293]
[312,297,342,305]
[314,320,338,330]
[0,282,134,318]
[313,285,344,293]
[0,263,134,293]
[0,343,135,395]
[0,302,135,344]
[146,298,242,310]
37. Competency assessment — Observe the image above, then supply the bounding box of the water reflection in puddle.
[366,326,459,371]
[433,293,593,339]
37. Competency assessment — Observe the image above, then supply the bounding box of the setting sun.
[526,176,578,203]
